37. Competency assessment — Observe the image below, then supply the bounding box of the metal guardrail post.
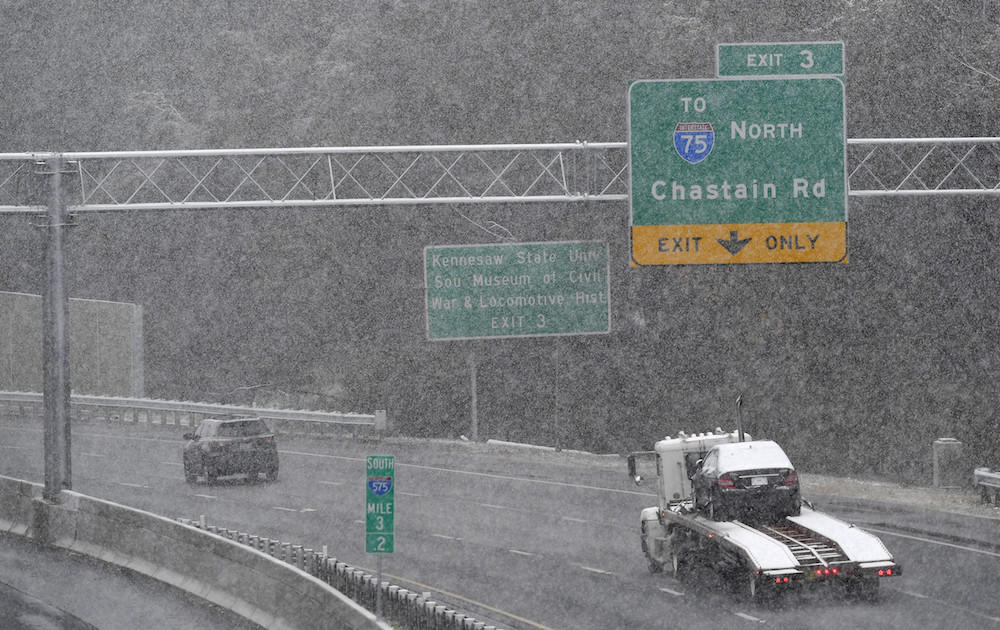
[974,467,1000,504]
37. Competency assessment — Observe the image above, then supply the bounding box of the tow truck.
[628,429,901,601]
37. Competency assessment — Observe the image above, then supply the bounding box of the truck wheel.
[741,573,769,604]
[747,575,758,601]
[647,554,663,574]
[670,543,690,580]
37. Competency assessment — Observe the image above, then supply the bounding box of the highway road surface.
[2,419,998,629]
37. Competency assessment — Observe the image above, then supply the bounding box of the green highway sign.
[717,41,844,77]
[424,241,610,340]
[365,455,394,554]
[628,77,847,265]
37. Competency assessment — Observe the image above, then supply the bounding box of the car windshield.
[216,419,269,437]
[196,422,217,438]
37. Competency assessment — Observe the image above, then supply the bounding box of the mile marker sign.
[366,455,394,553]
[628,77,847,265]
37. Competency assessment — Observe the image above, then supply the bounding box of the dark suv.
[183,417,279,483]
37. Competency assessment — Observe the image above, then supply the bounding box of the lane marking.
[577,565,614,576]
[162,462,182,466]
[193,494,216,499]
[319,480,344,486]
[892,587,1000,623]
[561,516,589,524]
[658,587,683,596]
[865,526,1000,558]
[300,508,317,513]
[116,482,148,489]
[400,491,426,497]
[431,533,463,542]
[481,503,511,510]
[81,452,105,458]
[734,611,765,623]
[509,549,536,557]
[273,506,298,512]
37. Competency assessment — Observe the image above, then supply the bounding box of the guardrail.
[0,475,390,630]
[0,390,384,438]
[974,467,1000,505]
[180,516,506,630]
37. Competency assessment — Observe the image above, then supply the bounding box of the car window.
[702,450,719,473]
[217,419,269,437]
[196,421,217,438]
[684,452,703,479]
[716,442,793,473]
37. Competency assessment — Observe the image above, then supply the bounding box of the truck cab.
[628,428,748,508]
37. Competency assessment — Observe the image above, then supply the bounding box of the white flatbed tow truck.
[628,429,901,600]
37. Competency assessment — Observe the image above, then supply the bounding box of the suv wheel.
[265,464,279,482]
[183,460,197,484]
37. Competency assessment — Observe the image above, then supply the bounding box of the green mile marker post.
[366,455,394,620]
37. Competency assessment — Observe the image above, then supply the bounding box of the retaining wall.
[0,474,390,630]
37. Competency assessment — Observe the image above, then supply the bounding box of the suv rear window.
[216,419,270,437]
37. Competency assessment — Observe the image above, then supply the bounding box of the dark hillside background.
[1,0,999,478]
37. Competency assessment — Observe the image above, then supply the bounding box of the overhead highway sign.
[628,77,847,265]
[717,41,845,77]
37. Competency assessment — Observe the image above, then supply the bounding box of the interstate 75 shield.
[673,122,714,164]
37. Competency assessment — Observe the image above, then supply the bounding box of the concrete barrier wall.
[184,518,506,630]
[0,475,390,630]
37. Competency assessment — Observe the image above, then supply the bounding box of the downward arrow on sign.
[717,231,752,255]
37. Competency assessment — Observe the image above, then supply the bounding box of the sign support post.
[366,454,394,621]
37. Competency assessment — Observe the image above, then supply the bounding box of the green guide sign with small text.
[424,241,610,341]
[716,41,844,77]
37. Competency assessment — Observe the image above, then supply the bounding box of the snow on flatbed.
[788,506,893,563]
[705,519,801,570]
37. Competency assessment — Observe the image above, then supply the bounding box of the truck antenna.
[736,391,745,442]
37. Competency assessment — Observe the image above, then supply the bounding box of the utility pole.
[468,351,478,442]
[41,156,72,501]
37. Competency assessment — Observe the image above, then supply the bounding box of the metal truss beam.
[0,138,998,214]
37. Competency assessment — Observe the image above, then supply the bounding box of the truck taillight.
[718,475,735,489]
[783,471,799,486]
